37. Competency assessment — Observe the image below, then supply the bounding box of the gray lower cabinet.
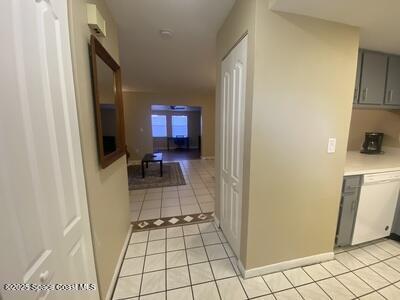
[359,51,388,105]
[385,55,400,106]
[336,175,362,247]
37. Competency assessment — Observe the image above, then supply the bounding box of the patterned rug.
[128,162,186,190]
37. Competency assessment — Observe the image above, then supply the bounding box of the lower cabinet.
[335,176,362,247]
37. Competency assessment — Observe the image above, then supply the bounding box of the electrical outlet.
[328,138,336,153]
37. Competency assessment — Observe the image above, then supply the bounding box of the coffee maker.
[360,132,384,154]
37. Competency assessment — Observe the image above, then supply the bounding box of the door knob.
[39,270,50,283]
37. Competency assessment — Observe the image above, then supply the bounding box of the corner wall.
[123,91,215,160]
[67,1,130,298]
[242,0,359,269]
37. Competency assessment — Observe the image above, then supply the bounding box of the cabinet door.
[359,51,388,105]
[354,50,362,104]
[336,194,359,247]
[385,55,400,105]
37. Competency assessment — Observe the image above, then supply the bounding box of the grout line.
[197,223,223,300]
[138,231,150,298]
[182,224,195,300]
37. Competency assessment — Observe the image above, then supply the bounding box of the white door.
[0,1,99,300]
[219,36,248,256]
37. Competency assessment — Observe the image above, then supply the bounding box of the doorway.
[151,105,202,161]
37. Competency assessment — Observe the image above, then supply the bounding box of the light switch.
[328,138,336,153]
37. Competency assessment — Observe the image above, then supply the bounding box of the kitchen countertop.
[344,147,400,176]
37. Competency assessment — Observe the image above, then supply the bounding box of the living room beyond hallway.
[129,159,215,228]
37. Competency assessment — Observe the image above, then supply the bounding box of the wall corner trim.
[105,224,133,300]
[237,252,334,279]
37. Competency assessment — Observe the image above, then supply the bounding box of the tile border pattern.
[131,212,215,231]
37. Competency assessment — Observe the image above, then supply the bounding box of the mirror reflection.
[96,54,117,156]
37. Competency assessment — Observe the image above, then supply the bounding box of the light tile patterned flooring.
[113,221,400,300]
[130,160,215,222]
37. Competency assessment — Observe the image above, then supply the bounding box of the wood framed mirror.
[90,35,126,168]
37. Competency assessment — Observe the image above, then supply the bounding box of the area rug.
[128,162,186,190]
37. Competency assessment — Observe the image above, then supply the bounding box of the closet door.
[0,1,98,299]
[220,36,247,257]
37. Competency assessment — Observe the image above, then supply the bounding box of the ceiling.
[105,0,235,92]
[270,0,400,55]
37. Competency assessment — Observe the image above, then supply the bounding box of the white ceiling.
[270,0,400,55]
[105,0,235,92]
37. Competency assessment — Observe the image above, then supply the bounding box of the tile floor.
[129,160,215,222]
[113,221,400,300]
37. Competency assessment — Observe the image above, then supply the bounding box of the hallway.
[130,159,215,223]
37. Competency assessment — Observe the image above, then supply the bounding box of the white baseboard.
[214,216,220,228]
[237,251,334,279]
[201,156,215,160]
[154,146,200,151]
[105,224,133,300]
[128,159,140,165]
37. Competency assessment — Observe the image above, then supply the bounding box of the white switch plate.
[328,138,336,153]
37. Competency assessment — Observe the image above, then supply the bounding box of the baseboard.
[128,159,141,165]
[201,156,215,160]
[154,147,200,151]
[214,215,220,228]
[237,251,334,279]
[106,224,133,300]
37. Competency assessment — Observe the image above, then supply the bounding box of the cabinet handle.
[362,88,368,101]
[351,200,356,212]
[387,90,394,103]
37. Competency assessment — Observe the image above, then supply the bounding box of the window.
[172,115,188,137]
[151,115,167,137]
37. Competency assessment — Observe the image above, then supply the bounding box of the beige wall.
[152,110,202,150]
[348,109,400,150]
[217,0,359,270]
[68,1,130,298]
[123,91,215,160]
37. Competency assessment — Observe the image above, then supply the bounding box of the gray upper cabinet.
[385,55,400,105]
[359,51,388,105]
[354,51,362,104]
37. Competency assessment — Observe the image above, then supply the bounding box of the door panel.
[386,55,400,105]
[0,0,98,299]
[359,51,388,105]
[219,36,248,257]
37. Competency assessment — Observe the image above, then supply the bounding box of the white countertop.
[344,147,400,176]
